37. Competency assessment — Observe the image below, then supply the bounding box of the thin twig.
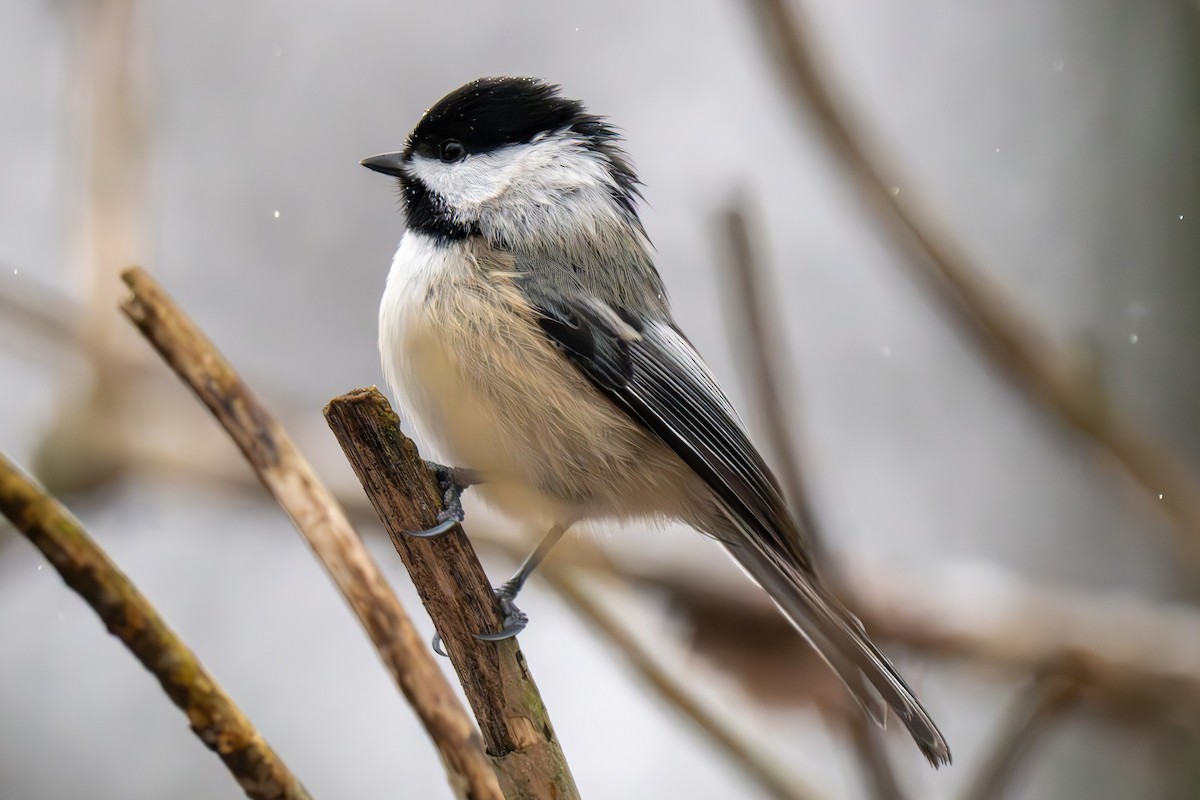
[962,671,1079,800]
[745,0,1200,555]
[721,204,824,557]
[529,544,825,800]
[324,387,580,800]
[118,267,503,800]
[847,714,906,800]
[722,204,906,796]
[597,546,1200,718]
[0,277,83,353]
[0,454,313,800]
[73,0,148,364]
[32,0,150,495]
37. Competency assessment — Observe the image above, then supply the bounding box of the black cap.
[405,77,590,159]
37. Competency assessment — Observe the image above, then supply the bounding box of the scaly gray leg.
[476,522,570,642]
[432,522,572,655]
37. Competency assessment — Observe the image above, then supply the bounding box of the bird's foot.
[428,581,528,658]
[405,462,475,538]
[476,580,529,643]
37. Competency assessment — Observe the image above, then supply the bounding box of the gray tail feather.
[724,541,952,767]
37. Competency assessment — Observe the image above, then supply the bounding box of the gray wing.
[525,287,952,767]
[528,289,816,572]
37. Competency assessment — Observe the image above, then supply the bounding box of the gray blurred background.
[3,1,1199,798]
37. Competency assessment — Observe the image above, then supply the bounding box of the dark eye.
[439,140,465,163]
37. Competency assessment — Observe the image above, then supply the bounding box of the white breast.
[378,232,461,459]
[379,234,539,472]
[379,231,580,526]
[378,230,697,530]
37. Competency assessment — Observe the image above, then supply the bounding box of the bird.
[362,76,950,767]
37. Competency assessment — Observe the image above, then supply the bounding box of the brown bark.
[119,266,503,800]
[0,453,312,800]
[325,388,580,800]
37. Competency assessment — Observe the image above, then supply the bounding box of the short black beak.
[361,151,407,178]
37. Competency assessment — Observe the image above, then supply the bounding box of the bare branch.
[118,267,503,800]
[616,549,1200,718]
[72,0,149,364]
[846,714,906,800]
[721,205,824,556]
[0,454,313,800]
[324,387,579,800]
[842,559,1200,720]
[722,203,908,794]
[534,549,826,800]
[0,276,83,354]
[744,0,1200,555]
[962,672,1079,800]
[28,0,151,497]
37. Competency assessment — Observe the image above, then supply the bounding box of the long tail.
[722,533,951,767]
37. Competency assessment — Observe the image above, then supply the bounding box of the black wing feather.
[532,295,813,571]
[535,298,634,389]
[530,292,952,767]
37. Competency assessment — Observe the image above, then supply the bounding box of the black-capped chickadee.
[363,76,950,766]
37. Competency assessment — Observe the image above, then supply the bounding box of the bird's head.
[362,76,642,246]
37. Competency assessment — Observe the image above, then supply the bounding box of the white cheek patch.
[407,134,617,218]
[407,150,518,209]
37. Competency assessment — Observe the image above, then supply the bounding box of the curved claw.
[431,634,448,658]
[405,516,459,538]
[474,618,528,642]
[407,462,474,537]
[475,592,529,642]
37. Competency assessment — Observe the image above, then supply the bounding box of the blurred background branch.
[0,454,313,800]
[0,274,82,355]
[961,672,1078,800]
[592,544,1200,718]
[745,0,1200,558]
[526,544,827,800]
[32,0,151,494]
[722,203,825,558]
[721,202,905,797]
